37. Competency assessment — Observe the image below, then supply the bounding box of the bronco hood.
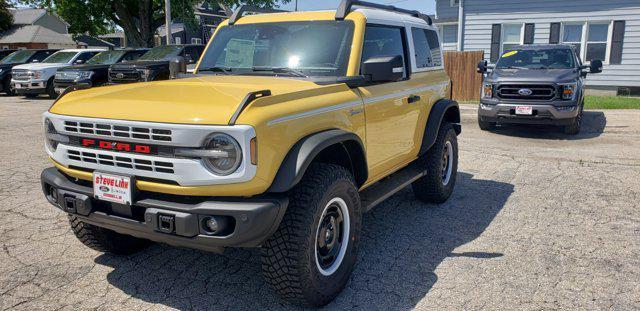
[50,75,330,125]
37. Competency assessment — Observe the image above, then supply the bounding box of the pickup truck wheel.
[261,163,361,307]
[478,116,496,131]
[2,78,15,96]
[412,122,458,204]
[563,106,583,135]
[46,78,57,99]
[68,215,152,255]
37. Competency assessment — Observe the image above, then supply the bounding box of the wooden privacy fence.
[444,51,485,102]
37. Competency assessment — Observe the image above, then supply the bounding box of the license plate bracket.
[93,172,134,205]
[515,106,533,115]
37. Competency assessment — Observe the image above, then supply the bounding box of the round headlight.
[44,118,58,153]
[202,133,242,176]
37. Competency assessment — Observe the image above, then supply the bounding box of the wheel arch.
[419,99,461,156]
[267,129,368,193]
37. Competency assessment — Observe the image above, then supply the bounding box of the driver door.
[358,25,422,181]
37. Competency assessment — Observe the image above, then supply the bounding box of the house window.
[174,36,181,45]
[562,23,584,56]
[501,24,522,54]
[586,22,609,61]
[191,38,202,45]
[450,0,459,7]
[441,24,458,44]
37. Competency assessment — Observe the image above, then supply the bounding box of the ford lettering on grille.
[81,138,154,154]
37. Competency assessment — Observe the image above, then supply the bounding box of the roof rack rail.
[228,5,288,25]
[335,0,432,25]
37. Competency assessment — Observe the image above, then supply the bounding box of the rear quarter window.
[411,27,442,68]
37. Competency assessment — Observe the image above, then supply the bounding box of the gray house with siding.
[434,0,640,95]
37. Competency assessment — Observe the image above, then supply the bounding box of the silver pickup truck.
[477,44,602,134]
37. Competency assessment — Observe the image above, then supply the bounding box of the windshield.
[0,50,35,64]
[86,50,127,65]
[138,46,182,61]
[198,21,355,77]
[43,51,77,63]
[496,48,576,69]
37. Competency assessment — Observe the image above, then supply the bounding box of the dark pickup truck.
[477,44,603,134]
[54,49,148,93]
[0,49,58,95]
[108,44,204,84]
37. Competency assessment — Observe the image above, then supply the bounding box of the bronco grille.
[109,70,141,82]
[63,121,172,142]
[67,150,174,173]
[497,84,556,101]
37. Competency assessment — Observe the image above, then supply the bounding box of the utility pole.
[165,0,172,45]
[294,0,298,11]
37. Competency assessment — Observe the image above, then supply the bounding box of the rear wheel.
[563,106,583,135]
[68,215,152,255]
[412,122,458,204]
[261,163,361,307]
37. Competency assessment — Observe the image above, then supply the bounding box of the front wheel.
[563,106,583,135]
[261,163,362,307]
[68,215,153,255]
[412,122,458,204]
[2,78,15,96]
[46,78,58,99]
[478,116,496,131]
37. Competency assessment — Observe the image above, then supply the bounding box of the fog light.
[203,217,219,233]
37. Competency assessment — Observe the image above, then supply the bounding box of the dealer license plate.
[515,106,533,115]
[93,172,132,205]
[14,84,22,89]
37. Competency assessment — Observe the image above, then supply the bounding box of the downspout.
[457,0,464,51]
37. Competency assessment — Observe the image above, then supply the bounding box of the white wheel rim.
[314,197,350,276]
[442,141,453,186]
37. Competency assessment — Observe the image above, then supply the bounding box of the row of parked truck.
[0,44,205,99]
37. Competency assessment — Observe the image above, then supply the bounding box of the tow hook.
[157,214,175,234]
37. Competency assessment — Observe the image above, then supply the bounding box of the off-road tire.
[478,116,496,131]
[68,215,152,255]
[46,78,57,99]
[2,78,15,96]
[261,163,362,307]
[412,122,458,204]
[563,106,583,135]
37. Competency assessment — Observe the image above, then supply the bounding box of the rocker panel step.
[360,161,426,212]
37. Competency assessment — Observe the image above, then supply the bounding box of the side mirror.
[74,59,84,64]
[589,59,603,74]
[477,60,488,73]
[169,56,187,79]
[362,55,404,83]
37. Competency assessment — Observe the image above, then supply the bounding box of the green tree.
[0,0,13,32]
[15,0,290,47]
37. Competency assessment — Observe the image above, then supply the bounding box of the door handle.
[407,95,421,104]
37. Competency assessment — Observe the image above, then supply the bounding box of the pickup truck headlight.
[30,70,42,79]
[559,82,578,101]
[137,69,151,81]
[482,83,493,99]
[175,133,242,176]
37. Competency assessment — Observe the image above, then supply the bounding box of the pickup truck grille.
[64,121,172,142]
[109,70,141,83]
[67,150,175,173]
[12,69,31,81]
[496,84,556,101]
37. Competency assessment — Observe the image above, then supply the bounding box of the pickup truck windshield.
[43,52,78,64]
[86,50,127,65]
[198,21,354,77]
[496,48,575,70]
[138,46,182,61]
[0,50,34,64]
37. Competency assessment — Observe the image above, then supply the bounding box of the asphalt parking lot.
[1,95,639,310]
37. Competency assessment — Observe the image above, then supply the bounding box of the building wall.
[34,14,68,34]
[436,0,459,20]
[461,0,640,88]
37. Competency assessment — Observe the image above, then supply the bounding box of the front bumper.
[54,79,91,94]
[478,99,580,125]
[41,167,288,252]
[12,79,48,94]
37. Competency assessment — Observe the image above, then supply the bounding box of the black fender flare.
[267,129,366,193]
[419,99,462,156]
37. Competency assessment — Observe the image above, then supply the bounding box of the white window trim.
[191,38,202,45]
[500,23,524,55]
[438,22,459,44]
[174,36,182,45]
[561,21,612,64]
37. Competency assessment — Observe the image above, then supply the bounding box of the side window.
[75,52,97,63]
[120,52,141,62]
[412,28,443,68]
[361,25,408,78]
[32,51,52,62]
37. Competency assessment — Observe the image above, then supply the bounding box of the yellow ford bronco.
[40,0,460,306]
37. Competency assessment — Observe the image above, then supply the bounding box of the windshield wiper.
[501,66,528,70]
[251,66,308,78]
[199,66,233,75]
